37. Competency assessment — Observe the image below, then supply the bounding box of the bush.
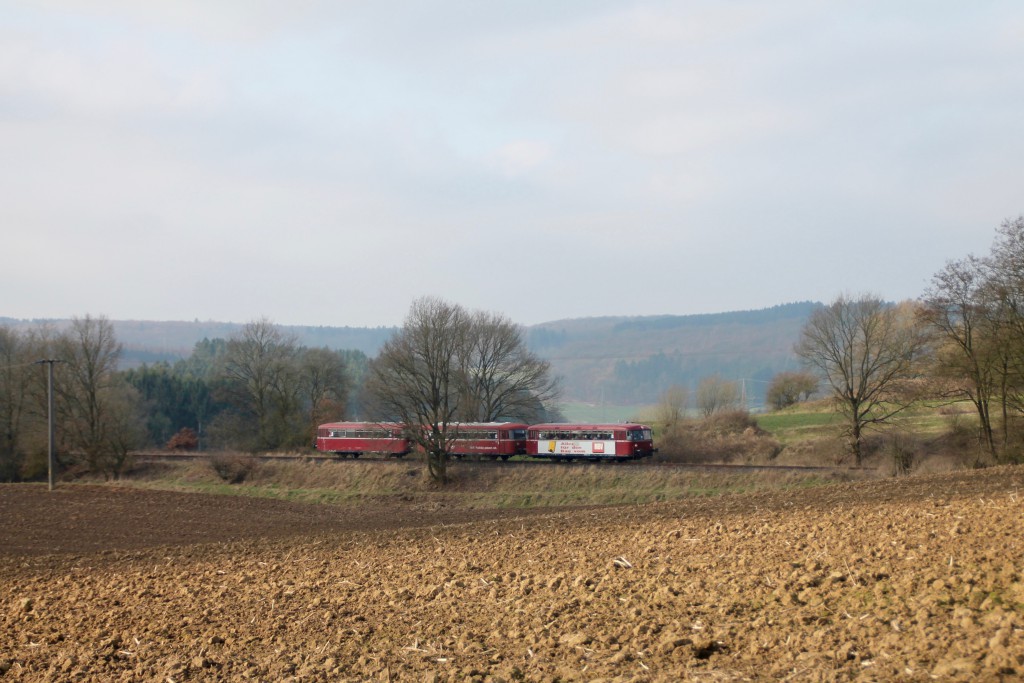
[885,430,920,476]
[656,410,782,464]
[209,453,258,484]
[166,427,199,451]
[765,371,819,410]
[705,410,762,436]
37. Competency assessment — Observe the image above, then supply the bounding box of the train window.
[511,429,526,439]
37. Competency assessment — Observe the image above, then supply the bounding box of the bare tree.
[366,298,469,483]
[656,384,688,427]
[96,379,147,479]
[54,315,123,473]
[220,318,299,450]
[299,347,349,444]
[986,216,1024,448]
[459,310,558,423]
[0,326,35,480]
[919,256,999,458]
[796,295,928,465]
[695,375,739,418]
[366,299,558,482]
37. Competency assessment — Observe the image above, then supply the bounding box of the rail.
[132,450,867,473]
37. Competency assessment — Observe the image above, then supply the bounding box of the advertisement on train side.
[545,440,614,456]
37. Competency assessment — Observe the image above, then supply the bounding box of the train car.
[526,423,656,461]
[448,422,529,460]
[314,421,411,458]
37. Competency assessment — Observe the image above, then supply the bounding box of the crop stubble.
[1,467,1023,681]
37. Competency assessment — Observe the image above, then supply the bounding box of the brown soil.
[2,467,1023,681]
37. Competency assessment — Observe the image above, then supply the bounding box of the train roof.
[448,421,529,428]
[318,421,402,428]
[528,423,652,430]
[319,421,528,429]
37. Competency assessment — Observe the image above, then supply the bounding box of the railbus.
[448,422,529,460]
[525,423,656,461]
[314,421,411,458]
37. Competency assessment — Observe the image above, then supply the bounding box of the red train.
[314,421,655,462]
[526,423,656,461]
[448,422,529,460]
[314,422,410,458]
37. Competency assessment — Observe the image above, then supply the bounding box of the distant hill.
[2,302,819,410]
[0,318,397,366]
[526,302,819,409]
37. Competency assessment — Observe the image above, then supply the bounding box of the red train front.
[526,423,655,461]
[314,421,411,458]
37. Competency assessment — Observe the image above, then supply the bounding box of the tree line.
[0,317,361,480]
[0,299,558,484]
[792,216,1024,467]
[656,216,1024,471]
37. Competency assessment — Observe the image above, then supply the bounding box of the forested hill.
[526,302,819,407]
[0,318,398,366]
[3,301,819,408]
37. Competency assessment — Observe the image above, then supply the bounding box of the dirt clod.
[1,467,1023,681]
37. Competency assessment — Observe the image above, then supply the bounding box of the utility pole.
[34,359,63,491]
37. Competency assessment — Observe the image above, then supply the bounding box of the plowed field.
[2,467,1023,681]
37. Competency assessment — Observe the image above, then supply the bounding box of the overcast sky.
[2,1,1021,328]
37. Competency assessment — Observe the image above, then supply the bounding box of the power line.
[0,360,51,370]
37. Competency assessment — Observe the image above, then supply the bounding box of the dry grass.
[121,456,867,509]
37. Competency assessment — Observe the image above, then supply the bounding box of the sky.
[2,1,1022,328]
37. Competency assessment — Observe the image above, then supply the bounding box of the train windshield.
[626,429,652,441]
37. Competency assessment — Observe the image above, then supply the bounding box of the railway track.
[133,451,863,474]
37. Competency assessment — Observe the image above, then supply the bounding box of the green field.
[755,406,841,443]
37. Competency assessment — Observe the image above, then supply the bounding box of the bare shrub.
[885,430,920,476]
[938,412,991,469]
[997,415,1024,464]
[766,371,819,410]
[705,410,760,436]
[166,427,199,451]
[657,410,781,464]
[209,452,259,484]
